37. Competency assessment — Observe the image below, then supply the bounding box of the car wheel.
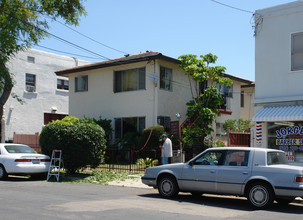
[247,182,274,209]
[158,175,179,198]
[276,197,295,205]
[0,165,8,180]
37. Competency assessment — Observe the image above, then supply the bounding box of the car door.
[216,150,251,195]
[181,150,225,193]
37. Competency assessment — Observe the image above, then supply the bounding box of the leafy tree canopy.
[178,53,232,147]
[0,0,86,123]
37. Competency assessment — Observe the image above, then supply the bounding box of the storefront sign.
[275,126,303,152]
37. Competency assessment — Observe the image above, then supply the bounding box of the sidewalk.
[108,177,151,189]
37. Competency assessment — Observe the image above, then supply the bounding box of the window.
[241,91,244,108]
[75,75,88,92]
[267,152,288,165]
[115,117,145,139]
[217,84,233,110]
[223,150,250,166]
[57,79,69,90]
[27,56,35,63]
[193,150,224,166]
[44,113,68,125]
[114,68,145,93]
[291,32,303,71]
[160,66,172,91]
[25,73,36,92]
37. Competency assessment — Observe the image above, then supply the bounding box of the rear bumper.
[275,185,303,197]
[6,163,49,174]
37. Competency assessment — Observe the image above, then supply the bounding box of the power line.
[53,19,129,55]
[2,9,110,60]
[36,45,101,60]
[210,0,253,14]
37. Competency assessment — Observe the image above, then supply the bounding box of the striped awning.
[252,105,303,122]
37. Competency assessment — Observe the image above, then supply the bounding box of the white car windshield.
[267,151,288,165]
[5,145,35,154]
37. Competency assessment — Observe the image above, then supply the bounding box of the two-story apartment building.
[3,49,90,143]
[56,51,254,142]
[253,1,303,165]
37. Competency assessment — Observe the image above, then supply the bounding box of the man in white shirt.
[159,134,173,165]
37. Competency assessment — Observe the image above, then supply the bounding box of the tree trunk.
[0,61,13,141]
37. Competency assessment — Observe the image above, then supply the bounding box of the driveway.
[0,177,303,220]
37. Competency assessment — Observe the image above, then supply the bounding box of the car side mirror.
[189,161,194,166]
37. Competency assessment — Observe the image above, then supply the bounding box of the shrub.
[141,125,165,151]
[223,119,254,132]
[39,116,106,173]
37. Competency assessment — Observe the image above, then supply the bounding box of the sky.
[33,0,298,81]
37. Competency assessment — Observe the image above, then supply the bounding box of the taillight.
[296,176,303,183]
[15,159,32,162]
[40,159,51,162]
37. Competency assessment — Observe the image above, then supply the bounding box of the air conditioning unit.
[26,85,35,92]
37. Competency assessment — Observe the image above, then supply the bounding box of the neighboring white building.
[214,74,254,143]
[56,51,254,142]
[253,1,303,165]
[3,49,91,142]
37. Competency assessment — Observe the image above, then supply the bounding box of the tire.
[276,197,295,205]
[247,182,274,209]
[158,175,179,198]
[0,165,8,180]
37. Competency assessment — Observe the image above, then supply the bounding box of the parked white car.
[141,147,303,209]
[0,143,50,179]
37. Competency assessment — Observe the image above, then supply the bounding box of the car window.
[4,145,35,154]
[223,150,250,166]
[193,150,224,166]
[267,151,288,165]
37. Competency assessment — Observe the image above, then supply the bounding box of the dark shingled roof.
[55,51,181,75]
[55,51,254,85]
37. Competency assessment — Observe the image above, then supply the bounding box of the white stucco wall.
[67,59,194,132]
[4,49,91,141]
[157,60,192,125]
[216,81,242,124]
[68,60,159,128]
[240,86,255,120]
[255,1,303,102]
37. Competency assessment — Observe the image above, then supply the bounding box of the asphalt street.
[0,177,303,220]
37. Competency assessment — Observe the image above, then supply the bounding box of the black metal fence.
[98,147,162,173]
[98,145,204,173]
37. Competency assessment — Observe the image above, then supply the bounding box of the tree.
[0,0,86,139]
[178,53,232,149]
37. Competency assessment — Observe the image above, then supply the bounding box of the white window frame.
[25,73,36,92]
[75,75,88,92]
[291,32,303,71]
[160,66,172,91]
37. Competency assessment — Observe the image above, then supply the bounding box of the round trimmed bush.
[39,116,106,173]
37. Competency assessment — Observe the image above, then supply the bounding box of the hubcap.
[162,180,172,194]
[250,186,268,206]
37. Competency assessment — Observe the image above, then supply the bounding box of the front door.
[182,150,225,193]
